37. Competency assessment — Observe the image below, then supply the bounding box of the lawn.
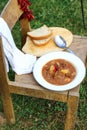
[0,0,87,130]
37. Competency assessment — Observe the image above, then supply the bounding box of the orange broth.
[42,59,76,85]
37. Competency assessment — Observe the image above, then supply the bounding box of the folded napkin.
[0,17,37,75]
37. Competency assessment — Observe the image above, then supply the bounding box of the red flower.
[18,0,31,6]
[18,0,34,21]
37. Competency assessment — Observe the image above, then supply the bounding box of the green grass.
[0,0,87,130]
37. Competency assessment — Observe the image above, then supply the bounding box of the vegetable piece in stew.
[42,59,76,85]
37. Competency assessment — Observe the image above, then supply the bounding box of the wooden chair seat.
[0,0,87,130]
[14,74,68,102]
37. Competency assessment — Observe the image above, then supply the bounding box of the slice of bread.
[32,36,52,46]
[27,25,52,40]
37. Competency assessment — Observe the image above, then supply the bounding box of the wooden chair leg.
[64,96,79,130]
[1,93,15,124]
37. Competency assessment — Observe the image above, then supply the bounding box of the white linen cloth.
[0,17,37,75]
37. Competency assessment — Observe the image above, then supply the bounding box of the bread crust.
[32,36,52,46]
[27,25,52,40]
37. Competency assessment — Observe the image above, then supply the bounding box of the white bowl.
[33,51,86,91]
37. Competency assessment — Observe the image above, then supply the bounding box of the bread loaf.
[32,36,52,46]
[27,25,52,40]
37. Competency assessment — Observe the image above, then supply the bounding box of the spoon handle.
[66,47,75,54]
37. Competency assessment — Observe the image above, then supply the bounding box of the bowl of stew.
[33,51,86,91]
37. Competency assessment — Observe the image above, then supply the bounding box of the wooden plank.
[9,74,68,102]
[69,86,80,97]
[1,0,23,29]
[70,35,87,63]
[20,18,31,46]
[65,96,79,130]
[0,38,15,124]
[68,35,87,96]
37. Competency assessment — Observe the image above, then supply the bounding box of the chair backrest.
[0,38,9,93]
[1,0,22,29]
[1,0,31,45]
[0,0,30,89]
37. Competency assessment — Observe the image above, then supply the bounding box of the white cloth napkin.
[0,17,37,75]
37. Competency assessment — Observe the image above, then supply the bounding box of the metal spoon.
[54,35,75,54]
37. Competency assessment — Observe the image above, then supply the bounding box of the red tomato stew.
[42,59,76,85]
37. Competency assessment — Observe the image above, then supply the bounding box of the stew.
[42,59,76,85]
